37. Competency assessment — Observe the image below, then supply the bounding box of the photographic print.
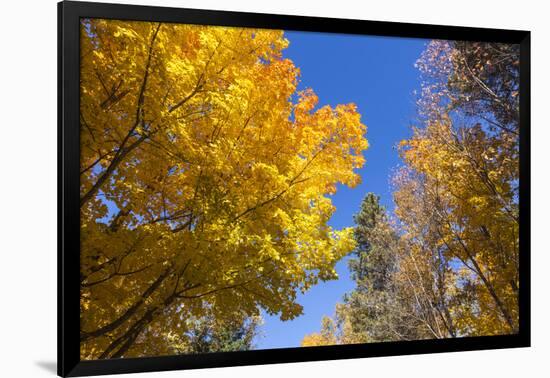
[78,17,521,361]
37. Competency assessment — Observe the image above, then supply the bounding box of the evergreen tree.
[169,313,262,354]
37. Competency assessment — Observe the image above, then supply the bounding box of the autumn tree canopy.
[301,40,520,346]
[79,19,367,359]
[79,19,519,354]
[398,40,519,334]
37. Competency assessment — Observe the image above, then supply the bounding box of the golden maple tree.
[79,19,367,359]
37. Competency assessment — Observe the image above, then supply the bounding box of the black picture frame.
[58,1,531,376]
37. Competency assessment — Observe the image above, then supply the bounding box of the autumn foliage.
[78,17,520,356]
[79,19,367,359]
[302,41,520,346]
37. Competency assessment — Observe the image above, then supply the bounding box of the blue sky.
[254,31,428,350]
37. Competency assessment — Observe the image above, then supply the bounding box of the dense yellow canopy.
[79,19,367,359]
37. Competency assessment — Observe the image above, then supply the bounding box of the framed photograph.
[58,1,530,376]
